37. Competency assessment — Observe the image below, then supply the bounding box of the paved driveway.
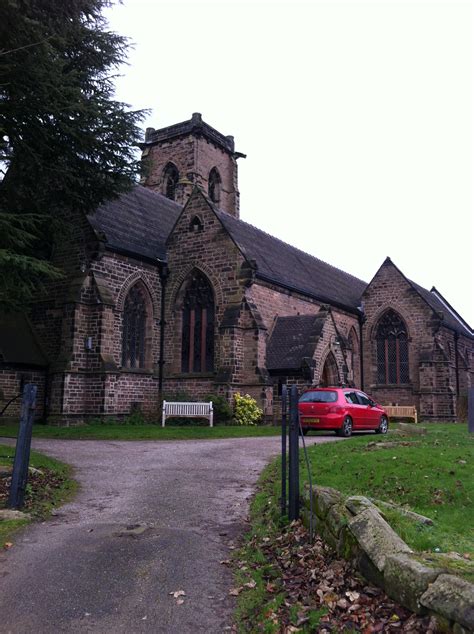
[0,435,339,633]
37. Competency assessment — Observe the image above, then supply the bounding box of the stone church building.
[1,113,473,423]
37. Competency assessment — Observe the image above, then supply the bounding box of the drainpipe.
[454,332,459,396]
[358,311,366,391]
[158,263,169,398]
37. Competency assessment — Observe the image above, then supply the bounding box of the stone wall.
[302,486,474,632]
[164,189,270,408]
[142,123,240,217]
[0,368,46,421]
[361,259,474,420]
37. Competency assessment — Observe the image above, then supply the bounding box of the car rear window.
[299,391,338,403]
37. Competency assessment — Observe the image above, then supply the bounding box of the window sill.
[119,367,155,375]
[370,383,413,389]
[167,372,216,379]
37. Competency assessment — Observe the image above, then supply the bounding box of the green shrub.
[233,393,263,426]
[124,410,147,425]
[204,393,233,425]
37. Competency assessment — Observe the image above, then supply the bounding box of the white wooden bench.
[161,401,214,427]
[383,405,418,424]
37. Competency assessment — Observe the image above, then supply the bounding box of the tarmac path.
[0,435,339,633]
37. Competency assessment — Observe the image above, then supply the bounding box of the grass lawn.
[0,423,281,441]
[233,422,473,631]
[0,444,77,546]
[303,423,473,558]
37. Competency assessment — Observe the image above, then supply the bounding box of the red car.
[298,387,388,437]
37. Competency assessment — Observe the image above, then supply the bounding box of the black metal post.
[8,384,37,509]
[468,387,474,434]
[288,384,300,521]
[158,263,169,399]
[281,385,288,516]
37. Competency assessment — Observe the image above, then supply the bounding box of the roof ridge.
[216,210,367,287]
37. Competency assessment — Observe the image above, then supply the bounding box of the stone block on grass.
[345,495,377,516]
[348,507,412,571]
[384,553,444,614]
[312,486,343,520]
[420,574,474,631]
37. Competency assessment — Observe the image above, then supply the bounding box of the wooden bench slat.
[162,401,214,427]
[383,405,418,424]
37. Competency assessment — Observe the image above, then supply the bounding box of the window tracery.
[122,285,148,369]
[376,310,409,384]
[181,272,215,373]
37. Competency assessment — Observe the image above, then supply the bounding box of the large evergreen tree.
[0,0,145,310]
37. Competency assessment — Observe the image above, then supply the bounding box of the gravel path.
[0,435,339,634]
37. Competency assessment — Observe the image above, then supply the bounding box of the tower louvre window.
[376,310,409,384]
[163,163,179,201]
[208,167,221,204]
[181,271,215,373]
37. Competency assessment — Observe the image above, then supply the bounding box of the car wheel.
[337,416,353,438]
[376,415,388,435]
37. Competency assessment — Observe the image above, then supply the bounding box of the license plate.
[304,417,320,423]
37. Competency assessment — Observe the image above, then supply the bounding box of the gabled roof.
[215,210,367,311]
[410,282,473,338]
[0,313,47,366]
[266,314,326,371]
[364,257,473,339]
[88,186,367,311]
[88,185,181,261]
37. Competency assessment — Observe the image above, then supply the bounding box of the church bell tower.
[140,113,245,218]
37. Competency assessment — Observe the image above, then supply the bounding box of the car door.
[356,391,378,428]
[344,391,363,429]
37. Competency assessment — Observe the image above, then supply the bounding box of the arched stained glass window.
[163,163,179,201]
[208,167,221,204]
[122,285,147,368]
[376,310,409,384]
[181,272,215,373]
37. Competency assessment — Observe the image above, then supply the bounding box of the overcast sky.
[105,0,473,326]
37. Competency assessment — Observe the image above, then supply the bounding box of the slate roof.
[216,210,367,311]
[266,315,326,371]
[87,187,472,337]
[88,185,181,261]
[410,282,473,338]
[0,313,47,366]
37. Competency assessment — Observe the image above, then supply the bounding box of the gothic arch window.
[122,284,150,369]
[208,167,221,204]
[376,310,409,384]
[189,215,204,232]
[181,271,215,373]
[320,352,339,387]
[163,162,179,201]
[348,328,360,387]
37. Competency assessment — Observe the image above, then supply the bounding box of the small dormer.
[140,113,245,217]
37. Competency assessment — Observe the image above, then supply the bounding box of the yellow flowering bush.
[233,393,263,426]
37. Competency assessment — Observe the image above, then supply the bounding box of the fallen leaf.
[170,590,186,599]
[4,542,13,549]
[229,587,242,596]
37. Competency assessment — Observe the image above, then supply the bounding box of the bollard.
[281,385,288,516]
[288,385,300,521]
[469,388,474,434]
[8,384,37,509]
